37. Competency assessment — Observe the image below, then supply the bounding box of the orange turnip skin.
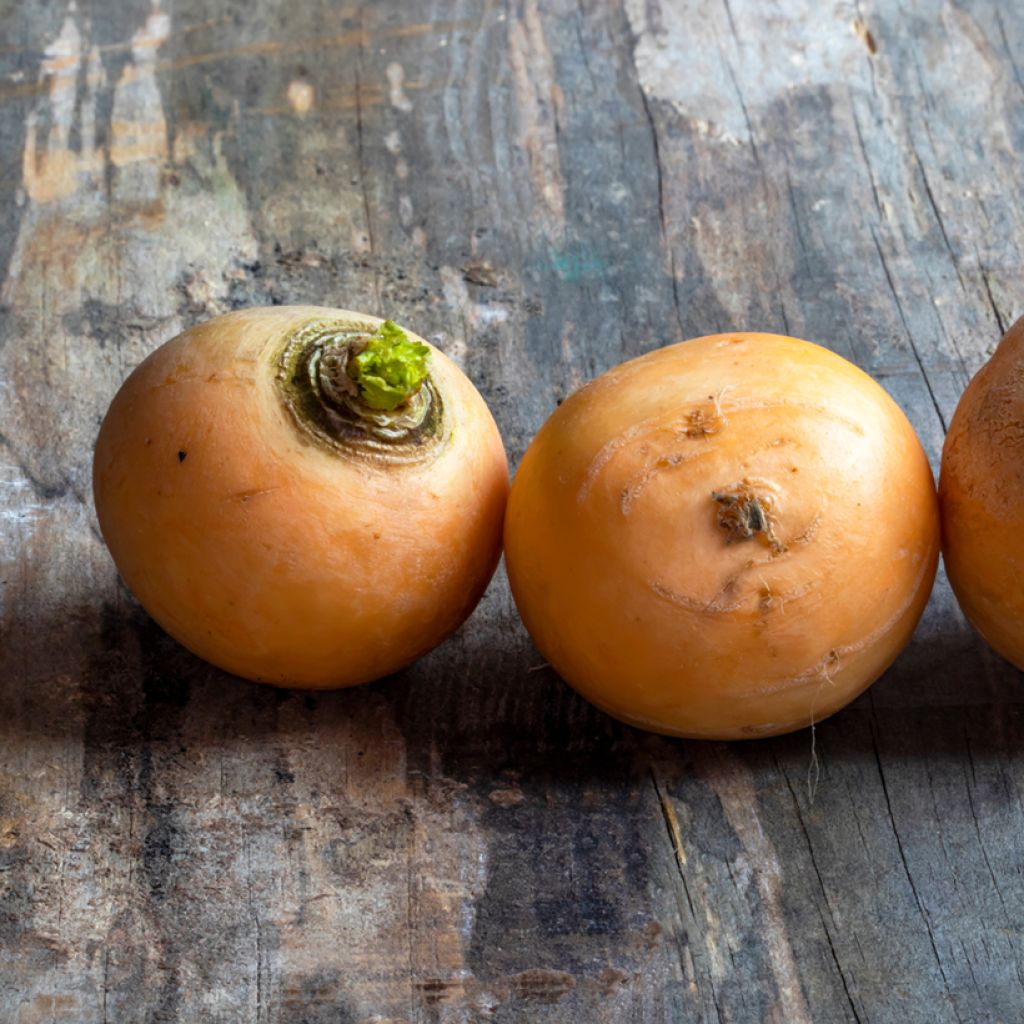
[94,306,509,688]
[505,333,939,739]
[940,316,1024,669]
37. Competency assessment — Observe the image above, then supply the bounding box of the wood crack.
[909,141,967,293]
[817,905,863,1024]
[722,57,761,172]
[721,0,740,49]
[572,0,598,94]
[849,99,884,221]
[782,164,809,258]
[649,765,697,921]
[245,838,265,1022]
[721,56,791,331]
[354,12,382,310]
[995,8,1024,99]
[962,729,1024,993]
[869,720,963,1021]
[870,226,947,431]
[774,749,863,1023]
[854,0,879,98]
[979,258,1009,336]
[647,765,727,1023]
[638,86,684,336]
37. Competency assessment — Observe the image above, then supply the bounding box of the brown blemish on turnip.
[685,388,732,438]
[712,481,786,553]
[685,403,722,438]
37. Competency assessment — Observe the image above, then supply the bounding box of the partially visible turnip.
[940,316,1024,668]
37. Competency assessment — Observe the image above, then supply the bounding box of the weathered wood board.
[1,0,1023,1020]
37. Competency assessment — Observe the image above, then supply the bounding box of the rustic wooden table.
[2,0,1022,1021]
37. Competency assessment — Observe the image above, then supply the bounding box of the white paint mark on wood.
[439,268,471,366]
[508,0,566,240]
[109,4,171,196]
[286,79,315,115]
[440,265,511,367]
[386,62,413,112]
[0,470,44,527]
[624,0,864,143]
[398,194,414,227]
[22,15,101,204]
[474,305,509,326]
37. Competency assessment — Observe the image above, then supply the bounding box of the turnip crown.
[349,321,431,411]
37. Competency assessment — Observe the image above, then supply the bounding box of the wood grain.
[2,0,1023,1020]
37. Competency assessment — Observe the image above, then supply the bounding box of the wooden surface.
[1,0,1023,1020]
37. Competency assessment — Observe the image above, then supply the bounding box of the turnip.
[94,306,509,688]
[504,333,939,738]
